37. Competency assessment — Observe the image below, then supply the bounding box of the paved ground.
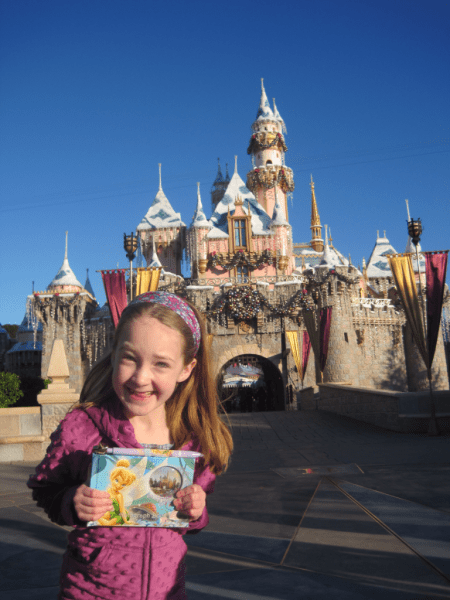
[2,410,450,598]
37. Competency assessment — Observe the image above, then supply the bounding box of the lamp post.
[407,218,426,332]
[124,233,138,301]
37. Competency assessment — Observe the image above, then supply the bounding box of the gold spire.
[309,175,323,252]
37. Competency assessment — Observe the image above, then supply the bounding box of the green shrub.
[0,372,24,408]
[15,376,47,407]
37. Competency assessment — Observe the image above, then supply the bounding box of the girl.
[28,291,233,600]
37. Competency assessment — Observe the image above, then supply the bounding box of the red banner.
[302,330,311,382]
[101,270,128,327]
[425,252,448,366]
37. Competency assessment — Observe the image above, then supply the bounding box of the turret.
[246,79,294,224]
[47,232,83,293]
[188,182,212,278]
[136,164,186,275]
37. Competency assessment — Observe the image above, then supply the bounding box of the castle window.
[237,265,249,283]
[266,160,272,166]
[234,220,247,248]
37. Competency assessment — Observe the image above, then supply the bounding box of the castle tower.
[270,185,293,274]
[136,164,186,275]
[187,182,211,279]
[32,233,97,393]
[246,79,294,221]
[211,159,229,213]
[310,176,324,252]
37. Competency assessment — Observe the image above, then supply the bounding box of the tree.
[0,372,24,408]
[2,324,18,339]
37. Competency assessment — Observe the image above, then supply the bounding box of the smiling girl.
[28,292,233,600]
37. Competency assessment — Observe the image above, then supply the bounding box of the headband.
[129,291,201,354]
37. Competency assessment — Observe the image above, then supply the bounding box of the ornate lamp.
[124,233,138,301]
[407,218,422,247]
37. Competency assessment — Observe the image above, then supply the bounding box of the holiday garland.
[208,285,314,321]
[247,132,288,155]
[246,166,295,194]
[208,249,273,271]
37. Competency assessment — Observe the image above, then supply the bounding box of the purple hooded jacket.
[27,398,215,600]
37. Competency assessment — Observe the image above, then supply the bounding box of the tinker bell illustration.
[97,456,189,526]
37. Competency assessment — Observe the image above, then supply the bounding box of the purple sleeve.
[27,410,101,527]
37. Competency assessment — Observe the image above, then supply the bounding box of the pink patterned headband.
[129,291,201,354]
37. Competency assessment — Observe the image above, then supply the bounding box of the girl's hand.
[73,484,113,522]
[174,484,206,521]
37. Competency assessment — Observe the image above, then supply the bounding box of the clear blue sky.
[1,0,449,325]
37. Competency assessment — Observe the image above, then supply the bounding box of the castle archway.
[218,354,284,413]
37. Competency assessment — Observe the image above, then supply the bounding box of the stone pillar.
[37,339,79,440]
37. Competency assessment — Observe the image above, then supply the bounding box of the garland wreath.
[247,132,288,154]
[208,285,314,321]
[208,249,273,271]
[307,267,360,286]
[246,165,295,193]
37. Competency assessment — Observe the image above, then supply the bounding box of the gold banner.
[136,267,161,294]
[286,331,302,380]
[388,254,428,368]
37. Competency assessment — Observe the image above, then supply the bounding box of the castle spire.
[310,175,324,252]
[273,98,287,134]
[64,230,68,261]
[191,182,210,228]
[47,231,83,290]
[255,78,274,122]
[214,158,224,184]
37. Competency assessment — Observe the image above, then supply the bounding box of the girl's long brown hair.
[74,298,233,474]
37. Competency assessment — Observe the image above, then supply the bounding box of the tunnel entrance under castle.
[219,354,284,413]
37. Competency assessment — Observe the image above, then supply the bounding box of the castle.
[4,80,449,410]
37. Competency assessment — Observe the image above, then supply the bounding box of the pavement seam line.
[333,476,450,516]
[279,477,323,567]
[326,476,450,588]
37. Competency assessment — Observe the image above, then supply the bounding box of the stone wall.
[317,383,450,433]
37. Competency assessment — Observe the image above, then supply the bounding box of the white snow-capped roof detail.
[272,98,287,134]
[209,167,271,238]
[271,188,289,226]
[254,78,274,123]
[48,232,83,289]
[191,183,211,228]
[84,269,95,298]
[137,165,185,231]
[149,239,164,270]
[319,226,333,267]
[367,231,397,278]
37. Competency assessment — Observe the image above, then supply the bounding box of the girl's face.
[112,316,196,421]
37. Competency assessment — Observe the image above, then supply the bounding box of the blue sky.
[1,0,449,325]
